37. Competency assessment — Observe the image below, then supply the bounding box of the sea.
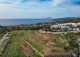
[0,19,51,26]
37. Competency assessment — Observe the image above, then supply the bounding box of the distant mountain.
[49,17,80,23]
[47,17,53,20]
[70,18,80,23]
[36,17,80,25]
[52,17,75,21]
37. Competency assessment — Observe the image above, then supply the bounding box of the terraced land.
[0,33,10,57]
[1,31,41,57]
[25,30,70,55]
[1,30,79,57]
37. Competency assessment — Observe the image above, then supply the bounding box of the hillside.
[0,30,79,57]
[71,18,80,23]
[50,18,80,23]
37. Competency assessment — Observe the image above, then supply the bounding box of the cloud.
[52,0,65,6]
[0,0,80,18]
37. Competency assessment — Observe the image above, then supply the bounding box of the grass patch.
[43,40,48,44]
[31,30,36,34]
[31,50,41,57]
[20,32,24,36]
[54,41,66,48]
[7,31,26,57]
[11,31,17,37]
[7,43,26,57]
[28,40,43,52]
[7,31,41,57]
[24,31,42,56]
[50,34,63,39]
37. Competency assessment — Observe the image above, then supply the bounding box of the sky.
[0,0,80,19]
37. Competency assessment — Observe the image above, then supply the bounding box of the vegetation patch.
[43,40,48,44]
[28,40,43,52]
[0,33,4,39]
[11,31,17,37]
[7,31,41,57]
[3,30,79,56]
[7,31,26,57]
[31,30,36,34]
[50,34,63,39]
[31,50,41,57]
[7,43,26,57]
[54,42,66,48]
[20,32,24,36]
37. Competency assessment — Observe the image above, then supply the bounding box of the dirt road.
[0,33,10,52]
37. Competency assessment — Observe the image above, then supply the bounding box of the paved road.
[39,30,80,34]
[0,33,10,52]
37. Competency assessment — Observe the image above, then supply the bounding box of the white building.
[51,25,60,29]
[51,22,80,31]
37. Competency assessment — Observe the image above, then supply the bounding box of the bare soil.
[20,44,32,57]
[25,31,68,54]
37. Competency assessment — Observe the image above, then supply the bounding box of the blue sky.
[0,0,80,19]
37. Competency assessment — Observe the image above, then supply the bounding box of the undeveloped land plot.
[25,31,68,55]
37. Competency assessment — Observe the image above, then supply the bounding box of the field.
[1,31,41,57]
[1,30,79,57]
[25,30,70,55]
